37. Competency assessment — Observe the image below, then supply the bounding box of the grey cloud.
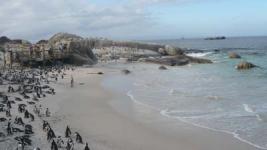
[0,0,152,41]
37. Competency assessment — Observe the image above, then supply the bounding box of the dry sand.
[43,66,260,150]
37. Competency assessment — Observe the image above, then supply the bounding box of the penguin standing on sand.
[24,110,30,118]
[65,126,71,137]
[45,108,51,117]
[75,132,83,144]
[51,139,58,150]
[84,142,90,150]
[70,76,74,88]
[7,119,12,135]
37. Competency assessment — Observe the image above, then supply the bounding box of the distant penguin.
[75,132,83,144]
[51,139,58,150]
[84,142,90,150]
[65,126,71,137]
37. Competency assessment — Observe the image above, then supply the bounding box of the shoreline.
[127,90,266,150]
[51,66,260,150]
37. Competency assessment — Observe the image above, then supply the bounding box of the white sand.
[42,67,260,150]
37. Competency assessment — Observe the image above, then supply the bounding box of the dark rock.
[205,36,226,40]
[229,52,241,59]
[236,61,257,70]
[0,36,11,45]
[122,69,131,75]
[36,40,48,44]
[159,65,167,70]
[144,55,212,66]
[186,56,212,64]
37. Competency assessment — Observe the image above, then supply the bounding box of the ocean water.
[103,37,267,149]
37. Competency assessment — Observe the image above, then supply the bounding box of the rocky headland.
[0,33,212,67]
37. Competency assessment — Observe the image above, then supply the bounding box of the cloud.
[0,0,153,41]
[132,0,204,6]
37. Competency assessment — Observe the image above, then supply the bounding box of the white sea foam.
[243,104,263,121]
[243,104,255,113]
[126,90,158,111]
[126,92,267,149]
[160,109,267,150]
[186,52,212,57]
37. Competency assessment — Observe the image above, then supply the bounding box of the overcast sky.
[1,0,267,41]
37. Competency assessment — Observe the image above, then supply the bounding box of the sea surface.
[103,36,267,149]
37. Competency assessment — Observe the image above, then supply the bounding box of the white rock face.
[165,45,179,56]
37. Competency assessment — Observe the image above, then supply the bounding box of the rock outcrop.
[0,36,11,45]
[67,40,97,65]
[48,32,83,44]
[48,33,97,65]
[36,40,48,45]
[157,46,183,56]
[143,55,212,66]
[236,61,257,70]
[205,36,226,40]
[0,36,31,45]
[229,52,241,59]
[164,45,183,56]
[0,33,213,68]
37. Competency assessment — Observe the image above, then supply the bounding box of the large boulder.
[48,33,97,65]
[229,52,241,59]
[164,45,183,56]
[236,61,256,70]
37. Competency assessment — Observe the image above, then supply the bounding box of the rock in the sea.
[186,56,212,64]
[122,69,131,75]
[229,52,241,59]
[159,65,167,70]
[236,61,256,70]
[144,55,212,66]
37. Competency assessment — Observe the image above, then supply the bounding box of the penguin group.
[0,65,91,150]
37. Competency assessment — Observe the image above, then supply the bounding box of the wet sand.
[49,66,260,150]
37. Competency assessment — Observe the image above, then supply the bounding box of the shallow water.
[103,37,267,149]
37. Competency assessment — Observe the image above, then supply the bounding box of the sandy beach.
[44,66,260,150]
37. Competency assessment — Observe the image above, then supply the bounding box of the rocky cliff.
[0,33,212,66]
